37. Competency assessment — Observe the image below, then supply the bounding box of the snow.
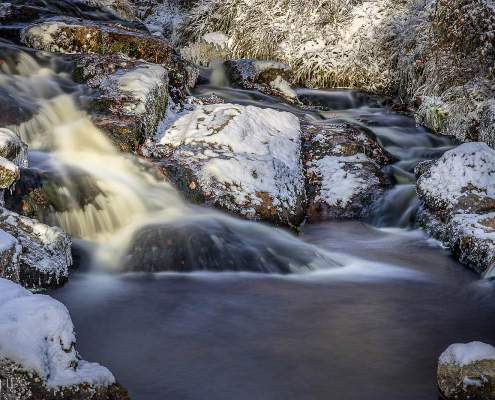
[450,212,495,241]
[0,278,115,388]
[309,154,379,207]
[21,20,71,54]
[115,64,168,115]
[418,142,495,211]
[439,342,495,367]
[0,229,17,253]
[270,76,297,100]
[203,32,229,48]
[0,156,19,189]
[160,103,304,216]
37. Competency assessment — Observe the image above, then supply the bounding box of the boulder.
[0,278,129,400]
[302,121,392,221]
[416,143,495,276]
[438,342,495,400]
[73,54,169,152]
[123,214,340,273]
[81,0,138,21]
[0,208,72,289]
[417,143,495,217]
[155,103,306,228]
[224,59,297,102]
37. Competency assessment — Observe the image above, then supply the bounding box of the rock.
[417,143,495,216]
[419,209,495,276]
[73,54,169,152]
[123,214,339,273]
[0,128,28,167]
[0,86,38,127]
[302,121,391,221]
[155,103,306,228]
[438,341,495,400]
[4,167,103,222]
[0,278,129,400]
[224,59,297,102]
[0,208,72,289]
[416,143,495,276]
[0,156,19,189]
[81,0,138,21]
[20,16,197,103]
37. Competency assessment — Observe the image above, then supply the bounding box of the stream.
[1,23,495,400]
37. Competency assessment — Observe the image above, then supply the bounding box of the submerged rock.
[0,208,72,289]
[156,103,306,228]
[123,214,339,273]
[438,341,495,400]
[416,143,495,276]
[0,278,129,400]
[74,54,169,152]
[224,59,297,102]
[302,121,391,221]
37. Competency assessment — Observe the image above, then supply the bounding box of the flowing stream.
[1,26,494,400]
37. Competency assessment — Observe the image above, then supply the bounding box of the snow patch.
[439,342,495,367]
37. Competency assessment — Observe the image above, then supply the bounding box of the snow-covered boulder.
[73,54,169,152]
[417,143,495,216]
[0,278,129,400]
[438,341,495,400]
[0,208,72,289]
[416,143,495,276]
[157,103,306,227]
[302,121,391,221]
[224,59,297,102]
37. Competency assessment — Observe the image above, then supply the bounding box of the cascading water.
[1,49,342,273]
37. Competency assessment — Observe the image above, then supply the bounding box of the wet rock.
[0,208,72,289]
[0,278,129,400]
[123,215,339,273]
[0,86,38,127]
[73,54,169,152]
[302,121,392,221]
[416,143,495,276]
[155,103,305,228]
[4,167,103,222]
[438,341,495,400]
[224,59,297,102]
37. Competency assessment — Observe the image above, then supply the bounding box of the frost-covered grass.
[176,0,495,147]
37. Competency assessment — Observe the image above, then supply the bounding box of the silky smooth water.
[0,22,493,400]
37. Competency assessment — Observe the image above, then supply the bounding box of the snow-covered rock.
[156,103,305,227]
[73,54,169,152]
[416,143,495,276]
[0,128,28,168]
[0,208,72,289]
[302,121,391,221]
[417,143,495,216]
[20,16,198,104]
[81,0,138,21]
[438,341,495,400]
[0,278,129,400]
